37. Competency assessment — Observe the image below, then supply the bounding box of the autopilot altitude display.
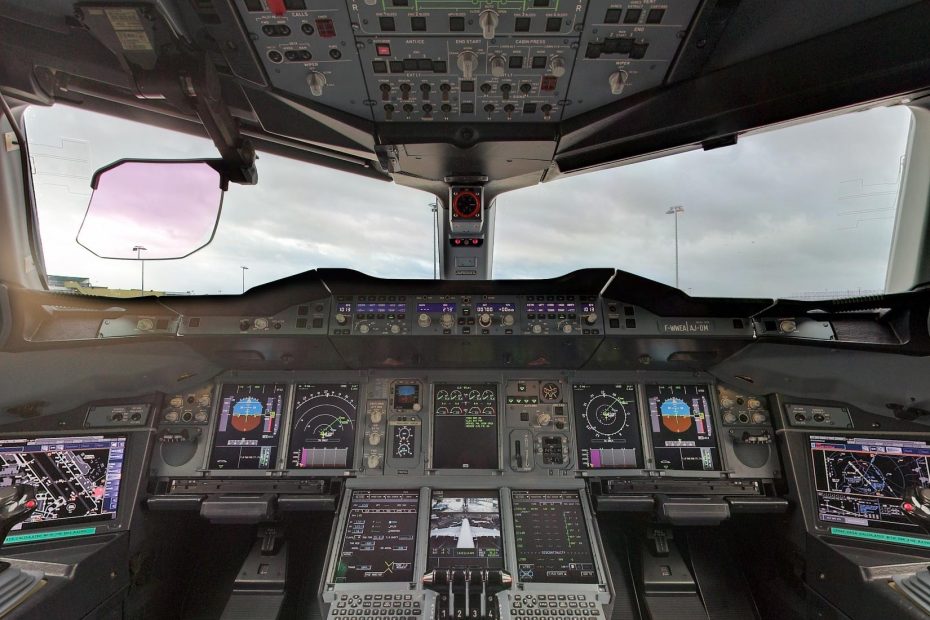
[334,490,419,583]
[210,383,286,470]
[811,436,930,533]
[511,491,598,584]
[428,490,503,571]
[645,384,720,471]
[288,383,359,469]
[573,384,642,469]
[432,383,498,469]
[0,435,125,532]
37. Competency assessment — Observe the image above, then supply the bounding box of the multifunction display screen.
[511,491,598,584]
[645,384,720,471]
[288,384,359,469]
[416,303,456,313]
[210,384,286,470]
[573,384,643,469]
[432,384,498,469]
[811,436,930,533]
[0,435,126,532]
[334,490,419,583]
[428,490,503,570]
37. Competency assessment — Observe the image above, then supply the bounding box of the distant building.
[46,274,175,297]
[47,275,91,291]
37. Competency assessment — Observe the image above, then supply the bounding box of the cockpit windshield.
[25,103,912,298]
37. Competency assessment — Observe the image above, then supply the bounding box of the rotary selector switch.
[440,313,455,329]
[418,313,431,327]
[369,430,382,446]
[479,10,499,39]
[479,313,493,327]
[489,55,507,78]
[609,70,628,95]
[549,56,567,77]
[306,71,326,97]
[457,51,479,80]
[502,314,515,327]
[367,453,382,469]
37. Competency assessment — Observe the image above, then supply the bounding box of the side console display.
[511,491,598,584]
[334,490,419,583]
[573,384,642,469]
[0,435,125,532]
[645,384,720,471]
[811,436,930,534]
[428,490,503,570]
[432,383,499,469]
[288,383,359,469]
[210,384,286,470]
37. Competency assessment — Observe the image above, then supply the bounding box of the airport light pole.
[132,245,147,292]
[665,206,684,289]
[241,265,248,293]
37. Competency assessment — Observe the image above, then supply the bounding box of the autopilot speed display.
[432,383,498,469]
[811,436,930,533]
[645,384,720,471]
[287,383,359,469]
[210,384,286,470]
[573,384,643,469]
[428,490,503,570]
[334,490,419,583]
[511,491,598,584]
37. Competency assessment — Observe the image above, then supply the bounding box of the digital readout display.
[475,303,516,313]
[417,303,457,313]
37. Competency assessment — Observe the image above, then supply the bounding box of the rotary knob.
[369,408,383,424]
[198,395,211,407]
[418,313,431,328]
[367,453,382,469]
[306,71,326,97]
[549,56,566,77]
[502,314,515,327]
[608,70,628,96]
[440,313,455,329]
[584,313,598,325]
[562,323,573,334]
[478,313,493,327]
[358,323,371,334]
[723,412,738,424]
[531,324,543,334]
[536,412,552,426]
[751,412,768,424]
[479,9,499,40]
[335,313,348,325]
[369,431,382,446]
[747,398,762,409]
[457,50,479,80]
[169,396,184,408]
[390,324,401,334]
[489,55,507,78]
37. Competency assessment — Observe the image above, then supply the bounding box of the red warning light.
[376,43,392,57]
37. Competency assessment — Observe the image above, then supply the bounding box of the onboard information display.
[288,383,359,469]
[432,383,498,469]
[210,384,286,470]
[573,384,643,469]
[428,490,503,570]
[811,436,930,533]
[645,384,720,471]
[334,490,419,583]
[511,491,598,584]
[0,435,125,532]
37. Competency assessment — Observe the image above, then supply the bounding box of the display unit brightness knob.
[369,431,382,446]
[367,453,382,469]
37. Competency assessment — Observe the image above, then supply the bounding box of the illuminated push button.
[24,499,37,510]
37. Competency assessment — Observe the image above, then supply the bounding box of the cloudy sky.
[25,103,912,298]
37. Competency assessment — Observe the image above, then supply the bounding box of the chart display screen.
[288,383,359,469]
[512,491,598,584]
[811,436,930,533]
[210,384,286,470]
[645,384,720,471]
[432,384,498,469]
[428,490,503,570]
[573,384,642,469]
[0,435,125,531]
[334,490,419,583]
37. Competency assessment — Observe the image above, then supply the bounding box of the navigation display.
[511,491,598,584]
[428,490,503,570]
[432,383,498,469]
[334,490,419,583]
[811,436,930,533]
[210,384,286,470]
[573,384,643,469]
[288,384,359,469]
[0,435,125,531]
[645,384,720,471]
